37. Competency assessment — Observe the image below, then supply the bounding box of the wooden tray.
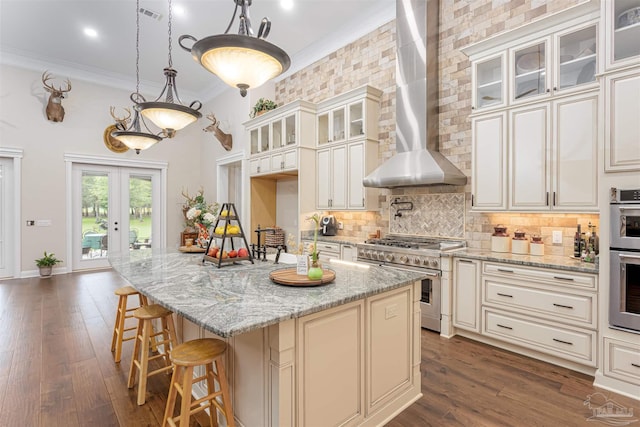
[269,268,335,287]
[178,245,206,253]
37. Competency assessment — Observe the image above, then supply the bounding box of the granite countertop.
[108,249,426,338]
[451,248,598,274]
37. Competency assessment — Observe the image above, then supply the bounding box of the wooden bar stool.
[162,338,234,427]
[128,304,178,406]
[111,285,149,363]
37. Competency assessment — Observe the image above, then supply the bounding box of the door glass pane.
[614,0,640,62]
[260,124,270,152]
[129,175,152,250]
[272,120,282,150]
[318,113,329,144]
[332,108,345,142]
[349,101,364,138]
[250,129,259,154]
[514,41,546,100]
[558,26,596,90]
[476,56,503,108]
[81,171,108,259]
[285,114,296,145]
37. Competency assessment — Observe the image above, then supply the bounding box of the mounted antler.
[42,71,72,122]
[110,106,132,131]
[203,113,233,151]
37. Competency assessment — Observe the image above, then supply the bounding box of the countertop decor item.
[181,187,219,234]
[178,245,206,253]
[179,0,290,97]
[491,225,511,253]
[512,230,529,255]
[530,235,544,256]
[306,213,323,279]
[269,268,335,287]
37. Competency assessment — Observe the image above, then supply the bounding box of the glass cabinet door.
[285,114,296,145]
[348,101,364,138]
[475,55,504,109]
[272,120,283,150]
[556,25,597,91]
[318,112,329,145]
[250,128,259,155]
[613,0,640,63]
[512,40,548,102]
[332,108,345,142]
[260,124,270,153]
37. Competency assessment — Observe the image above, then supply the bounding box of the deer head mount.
[42,71,72,122]
[109,106,132,131]
[203,113,232,151]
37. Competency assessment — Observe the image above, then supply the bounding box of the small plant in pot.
[249,98,277,118]
[35,251,62,277]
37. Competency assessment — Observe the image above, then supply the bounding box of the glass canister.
[530,234,544,256]
[511,229,529,254]
[491,224,511,252]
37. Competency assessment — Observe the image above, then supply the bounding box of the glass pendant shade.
[113,131,162,154]
[194,35,290,96]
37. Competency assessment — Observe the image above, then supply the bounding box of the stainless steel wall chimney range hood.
[363,0,467,188]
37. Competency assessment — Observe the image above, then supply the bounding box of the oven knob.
[385,253,395,262]
[358,249,365,258]
[413,257,422,265]
[399,255,409,264]
[430,259,439,268]
[366,250,373,259]
[378,252,386,261]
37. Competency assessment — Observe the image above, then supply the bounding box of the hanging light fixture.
[137,0,202,138]
[179,0,291,97]
[112,0,163,154]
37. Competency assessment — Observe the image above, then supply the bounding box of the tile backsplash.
[389,193,465,238]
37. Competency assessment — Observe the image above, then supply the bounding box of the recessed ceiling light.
[280,0,294,10]
[83,27,98,38]
[173,4,186,16]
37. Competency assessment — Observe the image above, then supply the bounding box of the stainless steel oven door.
[359,259,441,332]
[610,205,640,250]
[610,250,640,332]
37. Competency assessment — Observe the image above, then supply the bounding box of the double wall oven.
[609,188,640,333]
[357,236,465,332]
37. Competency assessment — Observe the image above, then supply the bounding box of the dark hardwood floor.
[0,270,637,426]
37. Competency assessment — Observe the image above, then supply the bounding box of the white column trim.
[0,148,23,278]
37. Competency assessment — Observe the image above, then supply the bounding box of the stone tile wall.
[276,0,594,252]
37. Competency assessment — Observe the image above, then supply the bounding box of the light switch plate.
[552,230,563,244]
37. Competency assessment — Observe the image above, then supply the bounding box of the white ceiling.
[0,0,395,100]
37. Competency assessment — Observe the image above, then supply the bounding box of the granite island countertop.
[109,249,427,338]
[450,248,598,274]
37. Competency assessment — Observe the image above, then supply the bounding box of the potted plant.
[250,98,277,118]
[35,251,62,277]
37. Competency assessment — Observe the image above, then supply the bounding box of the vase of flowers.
[306,213,323,280]
[182,188,218,246]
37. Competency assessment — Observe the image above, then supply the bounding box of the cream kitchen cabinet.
[603,337,640,388]
[301,240,341,263]
[317,105,346,145]
[341,243,358,262]
[471,53,507,112]
[317,140,378,210]
[602,0,640,71]
[603,68,640,172]
[452,258,481,333]
[472,92,598,212]
[480,261,598,367]
[246,100,316,177]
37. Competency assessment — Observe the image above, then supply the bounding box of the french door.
[0,157,15,278]
[71,163,162,270]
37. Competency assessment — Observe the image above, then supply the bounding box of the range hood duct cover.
[363,0,466,188]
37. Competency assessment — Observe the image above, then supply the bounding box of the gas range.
[356,235,466,270]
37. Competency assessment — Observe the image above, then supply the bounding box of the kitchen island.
[109,249,426,427]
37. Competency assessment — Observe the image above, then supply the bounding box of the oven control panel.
[357,246,440,269]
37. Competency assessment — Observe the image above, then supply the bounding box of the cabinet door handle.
[497,324,513,330]
[631,363,640,368]
[471,194,474,207]
[343,245,351,249]
[553,191,556,206]
[546,192,549,206]
[553,276,574,281]
[459,259,473,264]
[553,338,573,346]
[497,268,514,273]
[553,303,574,309]
[497,293,513,298]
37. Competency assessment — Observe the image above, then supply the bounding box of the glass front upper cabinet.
[473,54,505,110]
[260,124,270,153]
[612,0,640,65]
[512,40,549,103]
[556,24,597,92]
[284,114,296,145]
[317,107,346,144]
[348,101,364,138]
[250,128,259,155]
[272,120,283,150]
[332,108,345,143]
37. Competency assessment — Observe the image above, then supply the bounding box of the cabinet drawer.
[483,309,596,366]
[483,279,596,328]
[315,241,341,254]
[604,338,640,386]
[483,262,596,290]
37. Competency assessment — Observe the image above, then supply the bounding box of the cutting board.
[269,268,335,287]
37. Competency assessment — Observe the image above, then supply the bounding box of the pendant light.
[137,0,202,138]
[112,0,163,154]
[179,0,291,97]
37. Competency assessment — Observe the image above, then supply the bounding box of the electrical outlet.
[338,221,343,230]
[552,230,563,244]
[26,220,35,226]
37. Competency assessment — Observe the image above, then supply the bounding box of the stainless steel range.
[357,235,466,332]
